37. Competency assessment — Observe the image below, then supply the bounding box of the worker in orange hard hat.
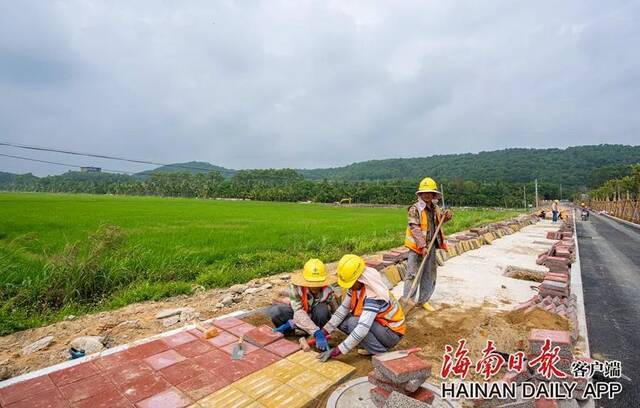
[402,177,452,311]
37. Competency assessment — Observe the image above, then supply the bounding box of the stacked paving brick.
[0,317,355,408]
[513,215,580,341]
[368,353,435,407]
[476,328,587,407]
[370,215,540,288]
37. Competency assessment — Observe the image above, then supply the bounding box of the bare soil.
[0,274,292,380]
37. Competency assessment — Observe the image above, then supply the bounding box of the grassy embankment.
[0,192,522,335]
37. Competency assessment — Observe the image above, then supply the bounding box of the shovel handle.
[407,215,447,300]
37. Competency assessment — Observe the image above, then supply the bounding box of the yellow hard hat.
[416,177,441,195]
[303,259,326,282]
[291,259,336,287]
[554,199,559,203]
[581,202,585,206]
[337,254,366,289]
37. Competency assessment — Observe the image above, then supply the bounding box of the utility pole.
[535,179,539,208]
[441,183,446,208]
[560,184,563,201]
[524,185,527,209]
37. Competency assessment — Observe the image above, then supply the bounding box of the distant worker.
[268,259,336,351]
[318,254,405,361]
[403,177,452,311]
[552,199,559,222]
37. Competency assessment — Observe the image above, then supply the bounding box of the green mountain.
[298,144,640,187]
[136,161,235,179]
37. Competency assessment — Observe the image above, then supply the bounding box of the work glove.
[272,320,295,334]
[317,347,341,362]
[313,329,329,351]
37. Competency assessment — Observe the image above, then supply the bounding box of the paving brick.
[135,387,192,408]
[49,361,100,387]
[176,372,230,401]
[220,359,261,382]
[95,349,137,371]
[528,329,571,345]
[309,358,355,383]
[263,338,301,357]
[159,359,207,385]
[3,388,68,408]
[207,331,238,348]
[288,370,333,398]
[286,350,328,373]
[143,349,187,370]
[106,360,155,386]
[246,402,267,408]
[219,341,259,356]
[257,384,312,408]
[198,385,254,408]
[193,349,232,371]
[71,388,134,408]
[232,370,284,399]
[262,359,307,383]
[129,340,170,359]
[118,373,172,402]
[368,371,413,394]
[59,374,116,403]
[244,325,283,347]
[370,386,391,408]
[174,339,214,358]
[372,353,432,384]
[162,331,198,348]
[243,349,281,368]
[528,329,573,358]
[228,322,258,337]
[211,316,246,330]
[535,398,558,408]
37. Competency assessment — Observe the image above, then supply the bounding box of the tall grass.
[0,193,522,334]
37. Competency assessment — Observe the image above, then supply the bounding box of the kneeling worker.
[318,254,405,362]
[268,259,336,351]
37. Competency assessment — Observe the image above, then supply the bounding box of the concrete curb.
[571,214,590,357]
[595,211,640,231]
[572,214,596,408]
[0,309,248,389]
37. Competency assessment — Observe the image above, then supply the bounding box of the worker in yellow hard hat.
[318,254,405,362]
[403,177,452,311]
[552,199,559,222]
[267,259,337,351]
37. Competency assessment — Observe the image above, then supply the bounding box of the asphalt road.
[577,212,640,408]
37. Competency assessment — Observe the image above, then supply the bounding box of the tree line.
[1,168,569,208]
[589,164,640,200]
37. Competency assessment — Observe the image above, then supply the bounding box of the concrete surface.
[577,212,640,407]
[393,220,561,309]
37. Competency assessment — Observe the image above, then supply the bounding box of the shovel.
[402,215,447,316]
[231,335,245,360]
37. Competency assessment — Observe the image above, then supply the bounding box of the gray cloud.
[0,0,639,176]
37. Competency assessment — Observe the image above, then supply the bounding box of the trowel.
[375,347,421,362]
[231,335,245,360]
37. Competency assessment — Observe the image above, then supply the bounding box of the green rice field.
[0,192,522,334]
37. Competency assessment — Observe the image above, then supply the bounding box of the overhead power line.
[0,141,220,173]
[0,153,133,174]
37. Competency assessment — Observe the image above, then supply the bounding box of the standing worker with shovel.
[403,177,452,312]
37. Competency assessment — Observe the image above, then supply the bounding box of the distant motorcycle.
[581,209,589,221]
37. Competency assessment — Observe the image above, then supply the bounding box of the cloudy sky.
[1,0,639,176]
